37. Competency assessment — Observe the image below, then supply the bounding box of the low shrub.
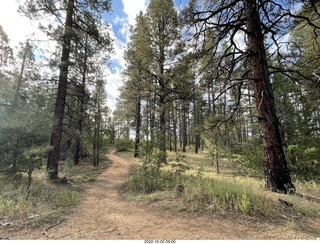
[125,150,188,194]
[231,139,264,177]
[114,138,134,152]
[125,167,177,194]
[286,144,320,182]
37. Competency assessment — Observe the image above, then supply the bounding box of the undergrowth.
[124,151,319,220]
[125,152,187,194]
[0,173,80,227]
[125,168,178,194]
[183,172,275,215]
[125,167,277,216]
[0,157,111,229]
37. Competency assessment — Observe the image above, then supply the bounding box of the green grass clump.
[120,150,320,228]
[87,177,96,182]
[280,194,318,218]
[296,203,317,217]
[0,195,33,220]
[294,180,320,196]
[183,174,275,215]
[114,150,135,160]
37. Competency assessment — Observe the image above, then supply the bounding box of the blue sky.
[0,0,189,112]
[105,0,189,73]
[101,0,189,111]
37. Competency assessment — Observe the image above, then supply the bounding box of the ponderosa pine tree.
[135,0,185,162]
[21,0,112,178]
[122,12,146,158]
[244,0,295,193]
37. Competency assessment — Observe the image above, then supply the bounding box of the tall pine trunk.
[158,39,167,163]
[168,110,172,151]
[173,102,177,152]
[178,104,182,149]
[150,92,156,147]
[182,102,187,153]
[73,36,88,165]
[193,99,199,154]
[47,0,74,179]
[159,97,166,154]
[245,0,295,193]
[134,97,141,158]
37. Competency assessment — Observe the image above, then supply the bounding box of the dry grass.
[0,157,111,231]
[123,149,320,228]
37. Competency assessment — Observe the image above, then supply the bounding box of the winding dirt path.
[9,151,317,240]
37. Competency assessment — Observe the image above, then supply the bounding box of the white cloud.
[105,0,149,113]
[234,30,246,51]
[0,0,33,49]
[0,0,58,59]
[122,0,148,26]
[108,23,127,69]
[106,67,123,113]
[114,15,129,39]
[268,32,291,55]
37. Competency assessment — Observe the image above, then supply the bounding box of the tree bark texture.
[150,92,156,147]
[73,35,88,165]
[172,102,177,152]
[134,98,141,158]
[47,0,74,179]
[182,103,187,153]
[168,111,172,151]
[159,100,166,153]
[158,40,167,162]
[244,0,295,193]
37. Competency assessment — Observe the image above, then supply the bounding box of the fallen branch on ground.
[0,222,12,227]
[28,210,56,219]
[43,220,63,237]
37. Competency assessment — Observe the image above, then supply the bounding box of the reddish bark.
[244,0,295,193]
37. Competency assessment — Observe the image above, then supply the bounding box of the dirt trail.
[8,151,317,240]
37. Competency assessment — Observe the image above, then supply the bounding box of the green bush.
[125,148,175,193]
[125,167,177,194]
[114,138,134,152]
[231,139,264,176]
[125,148,187,194]
[286,144,320,182]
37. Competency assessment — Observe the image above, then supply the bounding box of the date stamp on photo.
[144,240,176,244]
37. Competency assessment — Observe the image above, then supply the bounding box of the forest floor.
[3,150,320,240]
